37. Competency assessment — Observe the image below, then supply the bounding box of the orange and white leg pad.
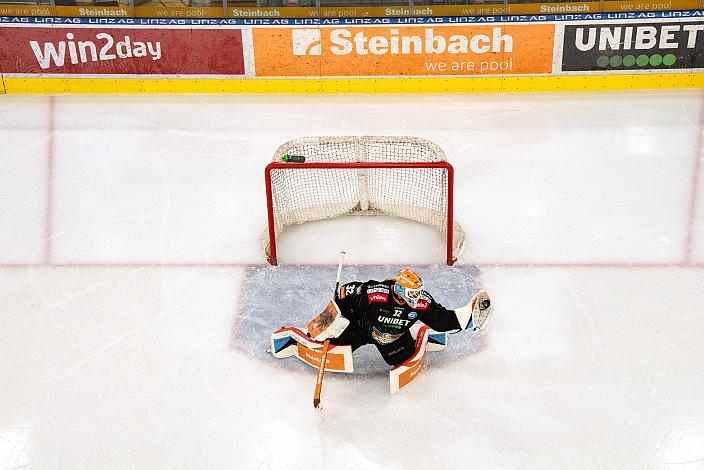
[390,326,444,394]
[270,327,353,373]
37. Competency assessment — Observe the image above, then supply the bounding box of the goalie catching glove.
[454,290,493,331]
[306,299,350,341]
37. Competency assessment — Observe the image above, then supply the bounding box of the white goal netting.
[262,136,465,265]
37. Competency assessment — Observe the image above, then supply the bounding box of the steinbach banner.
[252,24,555,77]
[561,21,704,72]
[0,27,245,75]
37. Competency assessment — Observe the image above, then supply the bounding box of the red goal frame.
[264,161,457,266]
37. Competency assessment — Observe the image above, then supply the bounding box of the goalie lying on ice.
[271,267,493,371]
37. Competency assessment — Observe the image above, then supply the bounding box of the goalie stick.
[313,250,346,410]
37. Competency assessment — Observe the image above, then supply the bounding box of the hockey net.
[262,136,465,265]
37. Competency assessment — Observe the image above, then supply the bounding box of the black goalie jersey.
[330,279,462,366]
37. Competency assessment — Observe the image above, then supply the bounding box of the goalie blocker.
[271,327,354,373]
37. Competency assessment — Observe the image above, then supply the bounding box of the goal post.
[262,136,465,266]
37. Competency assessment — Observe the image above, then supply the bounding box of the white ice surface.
[0,99,49,264]
[1,91,703,470]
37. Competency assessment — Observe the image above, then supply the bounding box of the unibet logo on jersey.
[377,315,411,329]
[561,21,703,72]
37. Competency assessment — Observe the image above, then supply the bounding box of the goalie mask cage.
[263,136,465,266]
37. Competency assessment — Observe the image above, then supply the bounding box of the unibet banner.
[252,25,554,77]
[561,21,704,72]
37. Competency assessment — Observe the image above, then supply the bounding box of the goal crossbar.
[264,161,459,266]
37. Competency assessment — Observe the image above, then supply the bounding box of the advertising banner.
[3,0,699,19]
[53,6,131,17]
[134,6,225,19]
[252,24,554,77]
[0,5,53,16]
[0,27,245,75]
[561,21,703,71]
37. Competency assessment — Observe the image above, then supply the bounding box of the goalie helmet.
[393,267,423,308]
